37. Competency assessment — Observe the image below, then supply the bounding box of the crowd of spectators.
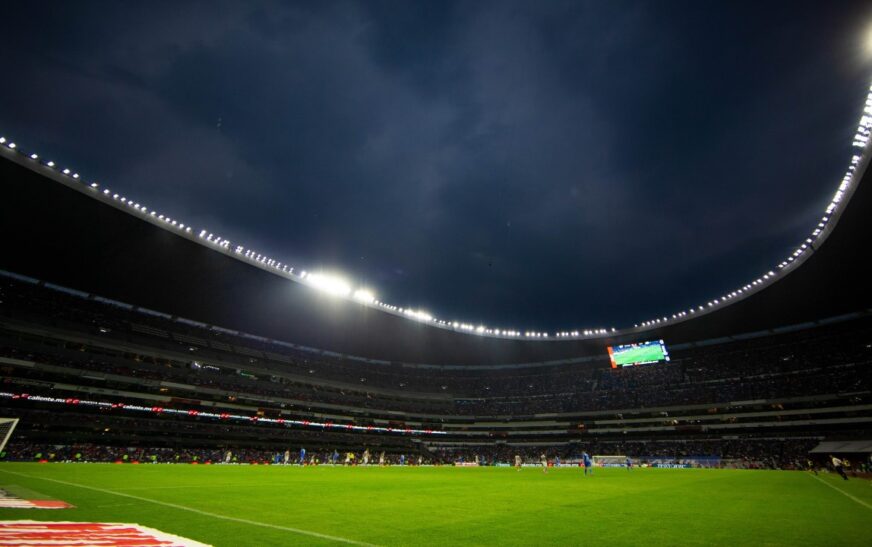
[4,437,866,472]
[2,322,869,418]
[2,274,871,463]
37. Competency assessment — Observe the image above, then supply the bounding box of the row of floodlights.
[195,226,616,338]
[2,133,592,339]
[634,85,872,329]
[3,82,870,339]
[0,136,194,237]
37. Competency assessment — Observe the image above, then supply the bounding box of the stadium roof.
[1,127,872,365]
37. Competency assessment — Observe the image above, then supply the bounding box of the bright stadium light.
[353,289,376,304]
[306,273,352,297]
[866,24,872,57]
[406,309,433,322]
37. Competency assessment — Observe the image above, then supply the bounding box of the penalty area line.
[0,469,379,546]
[808,473,872,512]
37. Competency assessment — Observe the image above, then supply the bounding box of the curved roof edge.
[1,82,870,340]
[2,97,872,365]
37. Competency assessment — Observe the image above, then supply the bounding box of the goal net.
[593,455,627,467]
[0,418,19,454]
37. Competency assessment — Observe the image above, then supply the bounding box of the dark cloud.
[1,0,870,331]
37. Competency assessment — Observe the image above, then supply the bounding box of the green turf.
[1,463,870,546]
[612,344,665,366]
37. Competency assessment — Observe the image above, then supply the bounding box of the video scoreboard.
[607,339,670,368]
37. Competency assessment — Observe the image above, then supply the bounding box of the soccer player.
[331,449,339,466]
[514,454,522,471]
[379,451,386,466]
[830,455,848,480]
[363,448,371,465]
[283,449,290,465]
[399,454,406,466]
[555,456,561,468]
[582,451,593,475]
[299,447,307,466]
[540,453,548,474]
[626,456,633,471]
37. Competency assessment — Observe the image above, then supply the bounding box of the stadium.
[2,3,872,546]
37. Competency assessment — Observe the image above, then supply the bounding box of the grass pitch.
[1,463,871,546]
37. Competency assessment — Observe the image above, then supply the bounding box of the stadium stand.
[0,119,870,472]
[2,272,870,469]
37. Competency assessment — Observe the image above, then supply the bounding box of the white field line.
[0,469,379,546]
[119,483,256,490]
[809,473,872,511]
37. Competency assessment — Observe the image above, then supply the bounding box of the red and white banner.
[0,498,72,509]
[0,490,73,509]
[0,521,211,546]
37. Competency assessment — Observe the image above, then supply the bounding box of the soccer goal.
[593,455,627,467]
[0,418,19,453]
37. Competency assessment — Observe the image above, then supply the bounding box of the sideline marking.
[0,469,379,546]
[809,473,872,511]
[121,483,255,490]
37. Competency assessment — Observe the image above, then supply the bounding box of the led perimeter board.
[607,339,670,368]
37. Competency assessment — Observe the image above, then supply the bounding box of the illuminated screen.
[607,340,670,368]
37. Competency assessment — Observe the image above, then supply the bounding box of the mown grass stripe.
[0,469,379,546]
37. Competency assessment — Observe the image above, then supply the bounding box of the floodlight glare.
[865,23,872,57]
[353,289,376,304]
[407,310,433,322]
[306,273,352,297]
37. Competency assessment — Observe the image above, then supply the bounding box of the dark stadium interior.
[1,258,871,468]
[2,117,872,471]
[1,113,872,475]
[3,4,872,546]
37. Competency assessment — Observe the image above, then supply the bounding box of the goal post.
[0,418,19,454]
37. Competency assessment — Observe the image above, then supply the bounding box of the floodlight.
[353,289,376,304]
[306,273,352,297]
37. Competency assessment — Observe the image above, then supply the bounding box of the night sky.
[2,1,871,333]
